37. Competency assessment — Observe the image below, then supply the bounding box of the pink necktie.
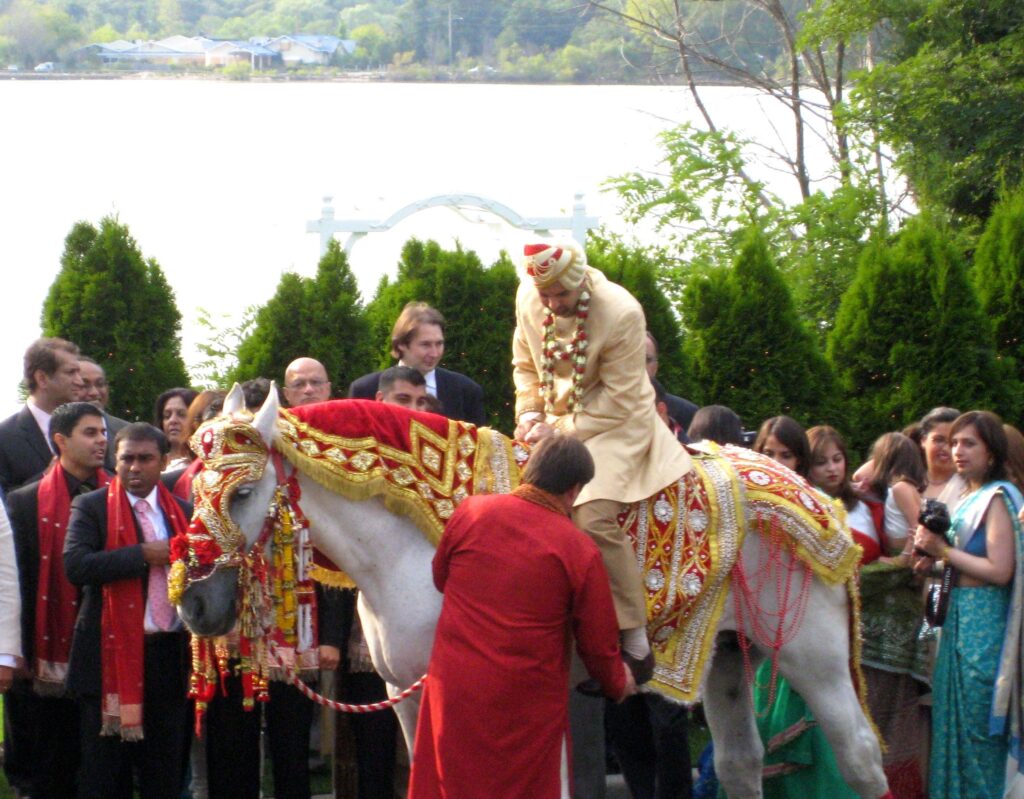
[134,498,175,631]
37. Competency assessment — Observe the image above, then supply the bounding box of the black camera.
[915,498,950,555]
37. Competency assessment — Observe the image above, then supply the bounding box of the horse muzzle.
[178,567,240,637]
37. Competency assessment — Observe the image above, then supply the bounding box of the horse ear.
[252,382,280,447]
[224,383,245,416]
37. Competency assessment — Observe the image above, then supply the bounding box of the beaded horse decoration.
[169,398,522,723]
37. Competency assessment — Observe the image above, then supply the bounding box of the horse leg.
[775,586,889,799]
[703,630,765,799]
[388,686,420,762]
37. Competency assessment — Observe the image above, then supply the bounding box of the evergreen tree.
[42,216,189,420]
[682,226,837,430]
[233,240,374,393]
[828,217,1018,454]
[973,186,1024,388]
[586,236,694,399]
[365,239,518,432]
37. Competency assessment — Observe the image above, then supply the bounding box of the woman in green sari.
[913,411,1024,799]
[738,418,859,799]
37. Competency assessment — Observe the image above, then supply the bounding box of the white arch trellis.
[306,193,600,256]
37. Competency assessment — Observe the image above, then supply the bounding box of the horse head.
[175,382,283,637]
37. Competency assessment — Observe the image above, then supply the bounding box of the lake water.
[0,79,834,415]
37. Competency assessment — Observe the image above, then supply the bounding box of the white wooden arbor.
[306,193,600,256]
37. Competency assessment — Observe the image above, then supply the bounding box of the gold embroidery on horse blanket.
[275,409,520,551]
[271,410,861,704]
[621,444,862,703]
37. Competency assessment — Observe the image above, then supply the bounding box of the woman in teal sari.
[914,411,1024,799]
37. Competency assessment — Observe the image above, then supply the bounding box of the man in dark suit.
[348,302,486,425]
[63,423,192,799]
[0,337,82,796]
[0,337,83,496]
[7,402,112,799]
[645,331,698,434]
[78,357,129,472]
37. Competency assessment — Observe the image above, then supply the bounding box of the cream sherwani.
[513,267,691,507]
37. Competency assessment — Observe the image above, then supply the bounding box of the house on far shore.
[74,34,355,70]
[257,35,356,66]
[76,36,213,66]
[205,41,278,69]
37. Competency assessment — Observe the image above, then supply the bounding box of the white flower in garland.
[540,289,590,413]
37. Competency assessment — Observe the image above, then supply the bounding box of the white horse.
[177,386,890,799]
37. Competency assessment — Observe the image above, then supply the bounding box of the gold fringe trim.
[310,563,356,590]
[275,431,444,548]
[847,575,885,753]
[275,414,518,549]
[474,428,522,495]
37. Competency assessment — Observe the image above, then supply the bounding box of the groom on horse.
[514,240,692,794]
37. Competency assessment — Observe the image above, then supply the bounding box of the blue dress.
[930,585,1010,797]
[929,481,1024,799]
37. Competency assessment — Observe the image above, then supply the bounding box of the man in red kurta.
[409,436,635,799]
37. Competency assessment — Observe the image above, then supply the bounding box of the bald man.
[283,358,332,407]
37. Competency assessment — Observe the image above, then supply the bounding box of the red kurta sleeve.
[571,550,627,700]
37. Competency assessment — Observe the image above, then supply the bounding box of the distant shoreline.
[1,70,740,87]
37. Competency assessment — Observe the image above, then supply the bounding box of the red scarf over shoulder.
[35,464,110,695]
[101,477,190,739]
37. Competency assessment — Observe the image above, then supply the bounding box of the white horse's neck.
[292,470,441,686]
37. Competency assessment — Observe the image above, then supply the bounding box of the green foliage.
[190,305,257,389]
[0,0,658,81]
[233,239,375,395]
[972,185,1024,387]
[605,123,883,342]
[222,60,251,79]
[586,234,693,398]
[850,1,1024,220]
[365,239,518,432]
[1,0,82,65]
[605,123,769,281]
[682,226,838,430]
[828,216,1018,454]
[787,183,879,343]
[42,216,190,420]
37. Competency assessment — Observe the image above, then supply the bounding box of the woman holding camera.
[914,411,1024,799]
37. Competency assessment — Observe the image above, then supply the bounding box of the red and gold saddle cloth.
[277,401,521,585]
[623,442,861,703]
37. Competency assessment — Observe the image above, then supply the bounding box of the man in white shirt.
[0,337,83,494]
[348,303,486,425]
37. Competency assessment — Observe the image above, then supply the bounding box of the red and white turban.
[523,241,586,289]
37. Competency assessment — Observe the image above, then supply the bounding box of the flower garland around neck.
[541,287,590,413]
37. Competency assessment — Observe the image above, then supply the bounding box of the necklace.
[540,289,590,413]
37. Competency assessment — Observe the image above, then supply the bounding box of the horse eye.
[235,486,253,500]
